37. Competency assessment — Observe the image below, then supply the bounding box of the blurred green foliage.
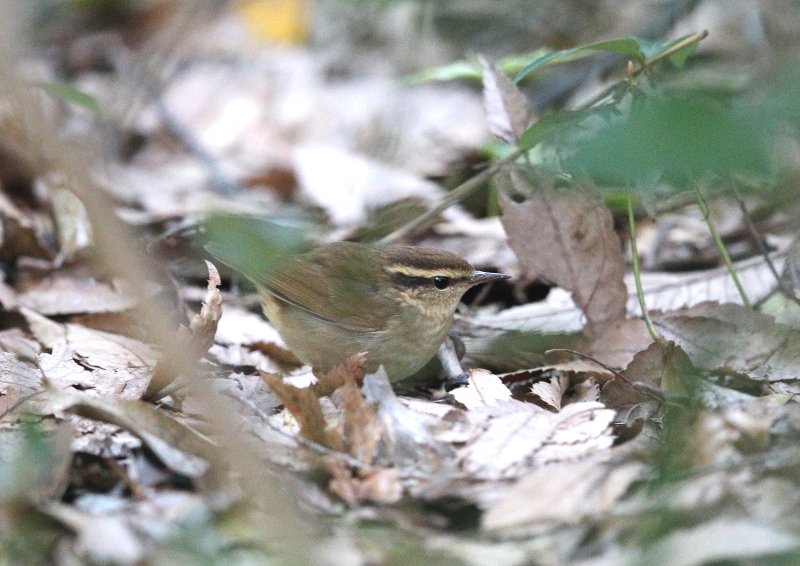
[558,66,800,189]
[203,214,310,284]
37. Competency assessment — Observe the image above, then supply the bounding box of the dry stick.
[380,32,710,247]
[693,186,752,307]
[377,147,526,245]
[155,95,241,197]
[0,29,316,563]
[627,195,659,340]
[732,185,799,305]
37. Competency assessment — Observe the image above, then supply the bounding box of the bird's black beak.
[468,270,511,286]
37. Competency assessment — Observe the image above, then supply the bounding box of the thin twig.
[545,348,633,384]
[731,185,799,305]
[377,147,526,244]
[155,96,241,197]
[627,195,659,340]
[693,186,751,307]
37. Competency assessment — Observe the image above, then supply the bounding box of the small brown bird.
[211,240,508,382]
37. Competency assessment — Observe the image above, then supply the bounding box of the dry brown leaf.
[628,250,788,314]
[249,341,303,368]
[362,370,456,474]
[38,343,93,389]
[652,302,800,382]
[17,276,137,316]
[311,352,367,398]
[483,457,645,531]
[0,328,40,361]
[459,400,616,480]
[641,518,800,566]
[338,372,381,465]
[326,457,358,505]
[354,466,402,504]
[0,352,43,423]
[498,169,626,326]
[0,273,17,310]
[44,503,142,566]
[589,317,653,369]
[22,307,159,371]
[480,56,532,143]
[0,190,55,261]
[146,261,222,399]
[451,369,512,410]
[47,388,214,478]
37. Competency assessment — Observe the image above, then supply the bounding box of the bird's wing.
[210,241,394,333]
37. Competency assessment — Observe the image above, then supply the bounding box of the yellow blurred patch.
[239,0,310,44]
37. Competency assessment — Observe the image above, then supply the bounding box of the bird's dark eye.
[432,276,450,290]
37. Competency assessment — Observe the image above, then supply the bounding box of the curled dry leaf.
[480,56,532,143]
[262,373,344,452]
[498,168,627,327]
[263,353,377,463]
[530,373,570,411]
[146,261,222,399]
[502,359,611,409]
[451,369,512,410]
[589,317,653,369]
[338,370,381,465]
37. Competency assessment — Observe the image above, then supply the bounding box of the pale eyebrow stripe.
[384,266,467,278]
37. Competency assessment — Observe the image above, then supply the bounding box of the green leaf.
[518,108,594,149]
[401,60,482,84]
[667,40,701,68]
[513,37,645,83]
[639,33,704,67]
[401,49,549,85]
[35,81,101,115]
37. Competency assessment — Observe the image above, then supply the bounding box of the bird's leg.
[438,331,469,391]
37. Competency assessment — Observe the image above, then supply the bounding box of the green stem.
[628,195,658,340]
[693,186,751,307]
[576,30,708,111]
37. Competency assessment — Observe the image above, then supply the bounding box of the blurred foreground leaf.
[203,215,309,284]
[35,81,101,115]
[562,93,775,186]
[558,67,800,187]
